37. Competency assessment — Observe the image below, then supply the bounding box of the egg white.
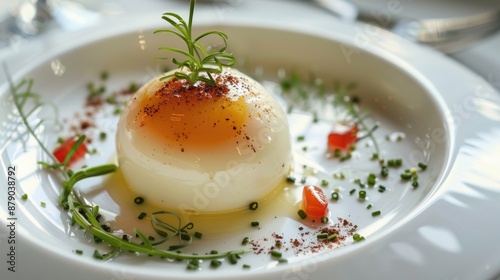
[116,68,292,214]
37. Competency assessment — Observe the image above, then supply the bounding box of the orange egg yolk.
[133,76,247,150]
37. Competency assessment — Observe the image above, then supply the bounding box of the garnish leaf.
[154,0,236,86]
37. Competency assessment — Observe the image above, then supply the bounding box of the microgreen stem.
[5,64,57,164]
[347,104,380,155]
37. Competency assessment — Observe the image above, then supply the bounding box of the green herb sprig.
[6,72,59,160]
[154,0,236,86]
[7,69,248,263]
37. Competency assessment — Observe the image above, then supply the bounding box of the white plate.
[1,13,500,280]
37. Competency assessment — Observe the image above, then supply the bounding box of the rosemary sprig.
[154,0,236,86]
[7,71,248,263]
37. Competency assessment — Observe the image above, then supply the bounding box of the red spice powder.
[62,81,140,143]
[249,217,357,256]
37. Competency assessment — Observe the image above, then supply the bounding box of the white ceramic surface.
[1,11,500,280]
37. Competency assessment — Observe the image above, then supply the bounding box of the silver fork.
[391,10,500,53]
[312,0,500,53]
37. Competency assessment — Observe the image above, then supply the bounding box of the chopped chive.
[400,172,412,180]
[105,95,117,104]
[21,193,28,200]
[242,237,249,245]
[331,192,339,201]
[380,166,389,177]
[297,135,305,141]
[243,264,251,269]
[300,177,307,184]
[181,233,191,241]
[194,231,202,239]
[378,185,386,192]
[412,181,419,188]
[228,253,239,264]
[275,240,282,248]
[349,188,356,195]
[93,249,103,259]
[129,82,139,92]
[317,233,328,239]
[297,209,307,219]
[286,176,296,183]
[250,221,259,227]
[101,224,111,232]
[248,202,258,210]
[40,201,46,207]
[270,250,282,258]
[418,162,427,170]
[366,203,372,209]
[321,179,329,187]
[187,259,200,270]
[372,210,381,217]
[278,258,288,264]
[333,149,341,158]
[371,153,379,160]
[74,249,83,255]
[210,250,218,255]
[137,212,147,220]
[321,217,329,223]
[134,197,144,204]
[340,153,352,161]
[210,260,222,268]
[358,190,367,199]
[327,234,338,241]
[387,158,402,167]
[367,173,376,186]
[353,233,365,242]
[99,132,107,141]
